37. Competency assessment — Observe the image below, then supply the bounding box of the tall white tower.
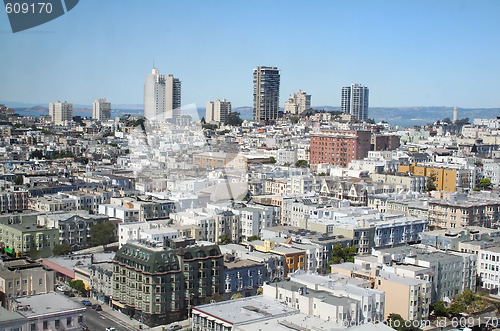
[49,101,73,125]
[92,98,111,121]
[453,106,458,124]
[206,99,231,124]
[341,84,369,121]
[144,68,166,120]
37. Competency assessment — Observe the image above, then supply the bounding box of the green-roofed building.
[112,238,224,327]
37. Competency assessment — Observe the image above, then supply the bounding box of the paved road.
[84,306,136,331]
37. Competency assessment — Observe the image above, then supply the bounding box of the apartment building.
[331,262,431,321]
[428,193,500,229]
[310,130,371,169]
[0,258,54,308]
[112,238,224,327]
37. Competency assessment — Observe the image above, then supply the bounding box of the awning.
[112,300,125,309]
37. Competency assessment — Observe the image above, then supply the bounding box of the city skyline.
[1,1,500,109]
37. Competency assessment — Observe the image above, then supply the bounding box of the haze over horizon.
[1,1,500,109]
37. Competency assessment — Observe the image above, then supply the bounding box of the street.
[84,306,136,331]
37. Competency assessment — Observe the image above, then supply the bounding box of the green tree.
[69,279,86,294]
[14,176,23,185]
[52,244,71,256]
[269,156,277,164]
[295,160,309,168]
[90,221,116,247]
[442,117,451,124]
[455,117,470,126]
[231,293,243,300]
[480,178,491,189]
[426,172,437,191]
[328,244,357,266]
[225,112,243,126]
[290,115,299,124]
[447,301,466,317]
[256,287,263,295]
[247,235,260,242]
[429,300,448,317]
[29,149,44,159]
[218,234,232,245]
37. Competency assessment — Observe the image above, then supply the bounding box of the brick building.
[309,130,371,169]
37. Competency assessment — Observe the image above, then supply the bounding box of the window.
[43,320,48,329]
[67,317,72,326]
[30,323,36,331]
[55,319,60,328]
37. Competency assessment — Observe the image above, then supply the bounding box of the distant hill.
[369,107,500,127]
[4,101,500,127]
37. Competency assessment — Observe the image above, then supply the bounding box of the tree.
[90,221,116,247]
[269,156,277,164]
[447,301,465,317]
[225,112,243,126]
[426,172,437,192]
[14,176,23,185]
[69,279,86,294]
[217,234,232,245]
[201,117,206,124]
[295,160,309,168]
[256,287,263,295]
[328,244,357,266]
[29,149,44,159]
[231,293,243,300]
[455,117,470,126]
[429,300,448,317]
[290,115,299,124]
[480,178,491,189]
[442,117,451,124]
[247,235,260,242]
[52,244,71,256]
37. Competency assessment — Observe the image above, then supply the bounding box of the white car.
[105,328,116,331]
[56,286,65,291]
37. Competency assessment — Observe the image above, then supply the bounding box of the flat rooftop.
[15,292,84,318]
[193,296,298,325]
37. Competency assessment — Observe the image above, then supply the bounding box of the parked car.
[64,291,75,297]
[169,325,182,331]
[91,304,102,311]
[105,328,116,331]
[81,300,92,306]
[56,285,65,291]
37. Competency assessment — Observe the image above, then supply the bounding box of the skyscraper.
[284,90,311,115]
[341,84,369,121]
[206,99,231,124]
[253,66,280,122]
[49,101,73,125]
[165,74,181,119]
[144,68,166,120]
[92,98,111,121]
[144,68,182,121]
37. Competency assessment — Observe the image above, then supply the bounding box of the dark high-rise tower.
[253,66,280,122]
[341,84,369,121]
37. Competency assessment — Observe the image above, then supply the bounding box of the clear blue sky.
[1,0,499,109]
